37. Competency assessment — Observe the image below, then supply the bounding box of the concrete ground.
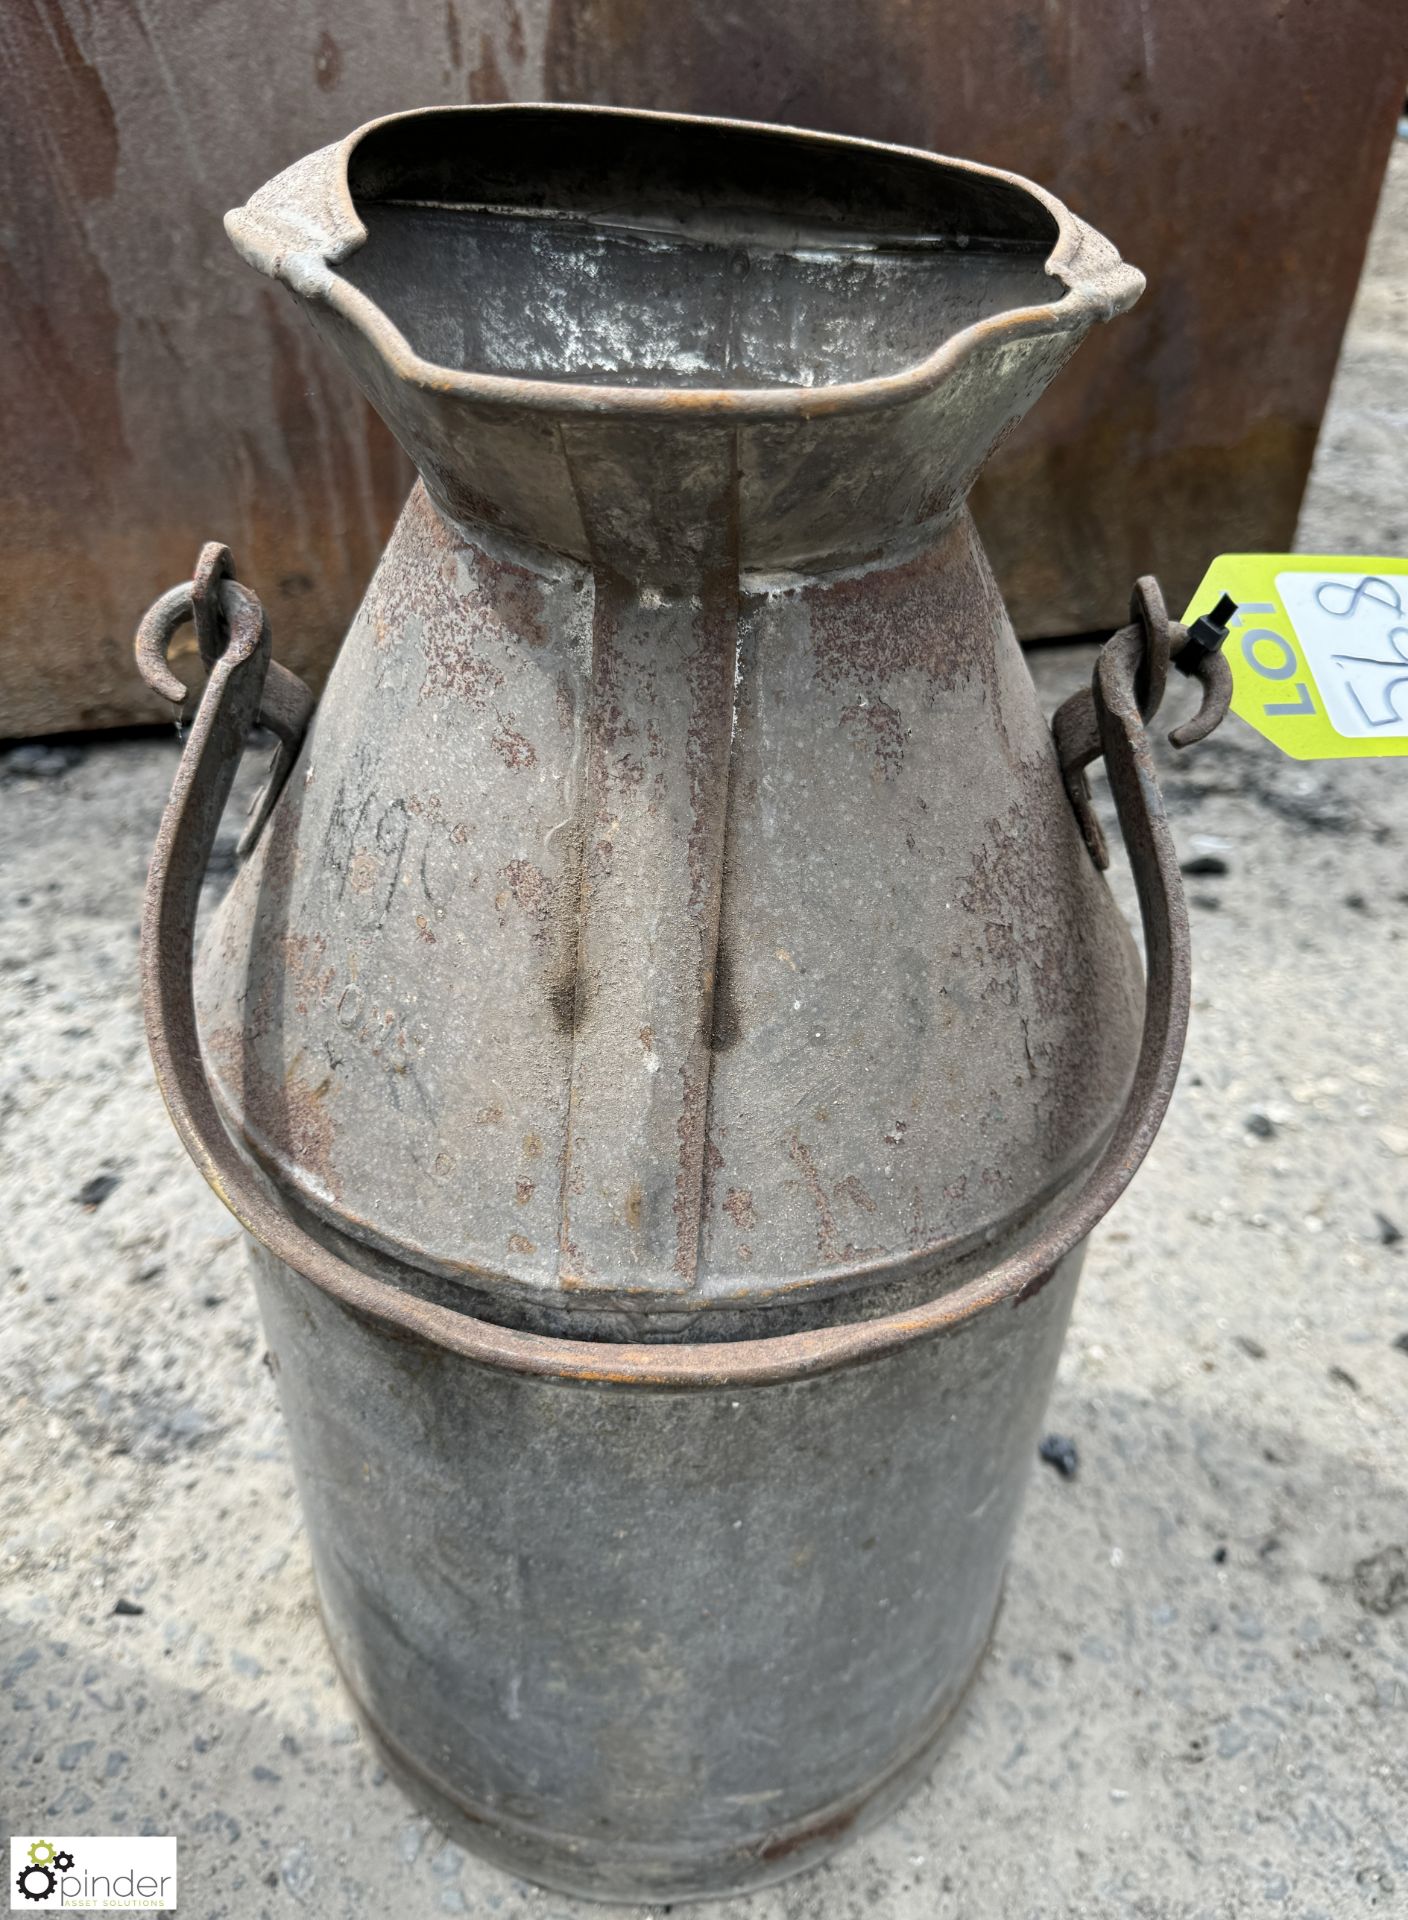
[3,149,1405,1920]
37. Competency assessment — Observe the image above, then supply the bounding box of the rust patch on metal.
[787,1134,838,1260]
[478,548,550,650]
[786,1133,881,1266]
[495,857,553,940]
[490,717,537,769]
[467,28,508,103]
[313,28,343,90]
[756,1799,860,1865]
[671,1062,711,1281]
[803,522,1014,760]
[280,932,335,1016]
[839,697,905,779]
[206,1025,340,1199]
[1014,1263,1060,1305]
[958,772,1140,1177]
[835,1174,877,1215]
[420,624,504,708]
[394,492,554,721]
[723,1187,756,1230]
[699,1136,725,1227]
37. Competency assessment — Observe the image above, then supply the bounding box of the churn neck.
[226,106,1144,578]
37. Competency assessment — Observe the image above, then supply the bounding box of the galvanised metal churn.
[136,106,1233,1900]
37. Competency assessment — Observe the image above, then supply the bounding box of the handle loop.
[136,547,315,854]
[140,568,1204,1390]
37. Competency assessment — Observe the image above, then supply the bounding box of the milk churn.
[136,107,1232,1899]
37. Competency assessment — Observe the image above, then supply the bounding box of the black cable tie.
[1174,592,1237,675]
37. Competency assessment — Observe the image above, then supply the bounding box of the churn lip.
[225,102,1146,423]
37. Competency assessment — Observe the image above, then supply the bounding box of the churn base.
[324,1592,999,1904]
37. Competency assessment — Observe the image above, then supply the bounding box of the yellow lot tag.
[1183,556,1408,760]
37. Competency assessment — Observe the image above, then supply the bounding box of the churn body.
[250,1241,1085,1896]
[140,107,1186,1899]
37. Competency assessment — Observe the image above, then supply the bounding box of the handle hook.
[134,546,315,856]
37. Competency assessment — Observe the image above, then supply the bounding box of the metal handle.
[1053,576,1232,867]
[141,572,1203,1391]
[136,542,315,855]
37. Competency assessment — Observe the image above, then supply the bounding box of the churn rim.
[225,102,1145,424]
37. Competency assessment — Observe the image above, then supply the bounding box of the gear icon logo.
[15,1840,75,1902]
[15,1861,55,1902]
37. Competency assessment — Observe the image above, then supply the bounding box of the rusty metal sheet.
[0,0,539,736]
[541,0,1403,636]
[2,1,1399,737]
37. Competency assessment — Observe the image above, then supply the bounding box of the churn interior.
[339,108,1063,389]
